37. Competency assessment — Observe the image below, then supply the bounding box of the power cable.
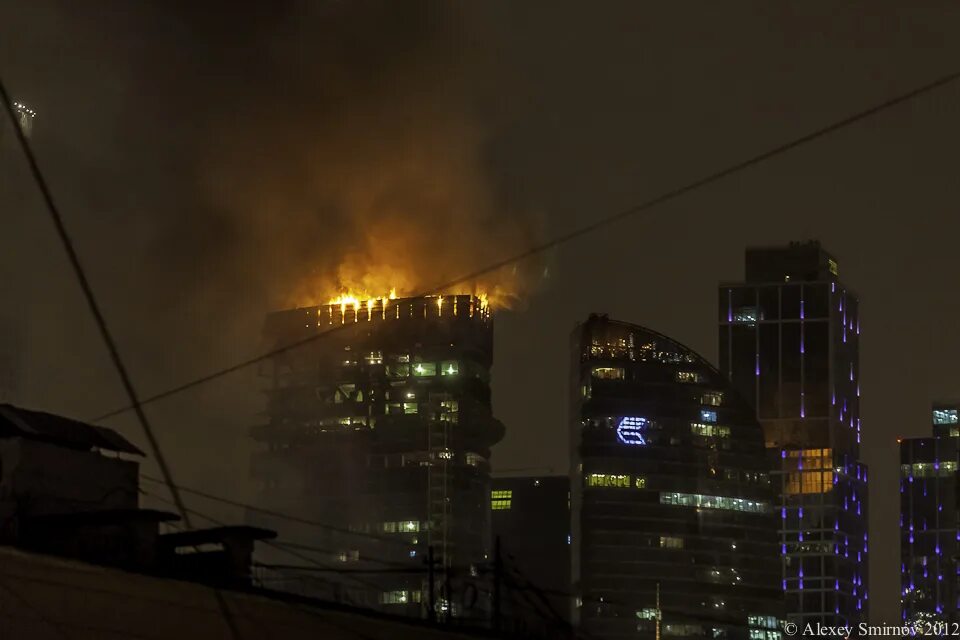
[267,540,422,569]
[502,561,585,640]
[255,563,428,575]
[139,474,414,548]
[89,68,960,423]
[2,67,245,640]
[0,565,372,640]
[0,577,72,640]
[0,77,190,531]
[139,487,391,597]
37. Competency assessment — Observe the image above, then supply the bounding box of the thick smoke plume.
[191,1,541,310]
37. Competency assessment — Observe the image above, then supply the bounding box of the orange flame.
[319,287,503,313]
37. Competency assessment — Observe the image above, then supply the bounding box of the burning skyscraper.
[249,294,504,619]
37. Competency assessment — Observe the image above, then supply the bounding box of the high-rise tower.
[249,295,504,619]
[900,402,960,624]
[572,315,783,640]
[719,241,868,627]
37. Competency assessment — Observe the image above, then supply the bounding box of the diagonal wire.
[138,487,387,596]
[89,68,960,423]
[0,76,190,529]
[140,474,414,548]
[0,577,72,640]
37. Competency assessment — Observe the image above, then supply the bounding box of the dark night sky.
[3,0,960,622]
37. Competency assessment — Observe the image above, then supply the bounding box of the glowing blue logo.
[617,417,648,445]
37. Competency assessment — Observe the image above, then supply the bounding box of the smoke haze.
[0,0,539,515]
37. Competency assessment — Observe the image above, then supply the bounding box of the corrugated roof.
[0,404,144,455]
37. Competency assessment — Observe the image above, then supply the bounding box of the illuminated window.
[387,364,410,378]
[441,361,459,376]
[933,409,959,425]
[491,490,512,500]
[785,471,834,495]
[701,409,717,423]
[592,367,624,380]
[365,351,383,365]
[636,609,658,620]
[901,462,958,478]
[733,307,757,323]
[702,392,723,406]
[785,448,832,470]
[676,371,702,384]
[665,625,704,637]
[380,590,421,605]
[617,417,648,445]
[586,474,629,488]
[400,521,419,532]
[337,416,367,427]
[466,452,486,467]
[660,536,684,549]
[660,492,768,513]
[748,616,780,630]
[403,402,418,414]
[336,550,360,562]
[440,400,459,423]
[828,258,839,276]
[691,423,730,438]
[413,362,437,377]
[334,384,356,404]
[491,499,511,510]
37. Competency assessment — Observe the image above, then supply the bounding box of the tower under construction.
[248,294,504,620]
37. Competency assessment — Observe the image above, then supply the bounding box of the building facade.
[571,315,783,640]
[719,241,868,627]
[900,402,960,624]
[249,295,504,620]
[491,475,572,630]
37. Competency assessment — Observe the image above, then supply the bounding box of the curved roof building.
[570,315,783,640]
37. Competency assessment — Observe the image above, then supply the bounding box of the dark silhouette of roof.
[0,404,143,455]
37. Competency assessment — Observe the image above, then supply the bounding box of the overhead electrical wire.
[140,474,415,548]
[0,76,190,530]
[88,68,960,424]
[138,486,386,595]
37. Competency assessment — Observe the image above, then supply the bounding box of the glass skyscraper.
[900,402,960,624]
[571,315,783,640]
[719,241,868,627]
